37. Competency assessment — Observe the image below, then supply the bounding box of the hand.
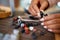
[40,14,60,33]
[28,0,49,16]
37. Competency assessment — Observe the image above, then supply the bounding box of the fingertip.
[40,6,45,11]
[44,26,47,29]
[41,22,44,25]
[37,12,41,17]
[40,18,44,21]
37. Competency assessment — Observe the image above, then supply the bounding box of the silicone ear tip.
[18,16,21,19]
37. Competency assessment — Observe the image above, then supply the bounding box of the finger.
[44,19,60,25]
[28,7,34,15]
[44,14,60,21]
[48,29,60,33]
[40,1,48,10]
[29,6,37,16]
[32,4,39,13]
[44,24,60,30]
[30,6,37,16]
[40,14,60,21]
[31,0,39,4]
[28,0,39,16]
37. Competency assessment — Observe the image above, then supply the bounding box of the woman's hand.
[40,14,60,33]
[28,0,49,16]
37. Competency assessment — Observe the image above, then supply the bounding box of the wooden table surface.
[0,11,55,40]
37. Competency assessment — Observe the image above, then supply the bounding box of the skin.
[28,0,49,16]
[29,0,60,33]
[40,14,60,33]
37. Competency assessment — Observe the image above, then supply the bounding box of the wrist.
[47,0,60,7]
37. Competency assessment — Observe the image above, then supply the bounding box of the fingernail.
[41,23,44,25]
[40,18,44,21]
[48,29,52,32]
[37,12,40,17]
[44,26,47,29]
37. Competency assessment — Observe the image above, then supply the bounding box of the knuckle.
[53,24,59,29]
[48,25,56,29]
[52,15,55,19]
[52,19,57,23]
[52,14,58,18]
[53,30,60,33]
[53,25,57,27]
[52,19,60,24]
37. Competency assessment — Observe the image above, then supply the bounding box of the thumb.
[40,1,48,10]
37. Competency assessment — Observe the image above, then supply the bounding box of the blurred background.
[0,0,31,40]
[0,0,32,11]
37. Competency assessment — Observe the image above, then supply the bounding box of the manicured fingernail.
[48,29,52,32]
[44,26,47,29]
[37,12,40,17]
[40,18,44,21]
[41,23,44,25]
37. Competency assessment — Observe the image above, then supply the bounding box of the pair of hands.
[28,0,60,33]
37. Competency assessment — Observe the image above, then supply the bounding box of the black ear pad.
[29,16,39,20]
